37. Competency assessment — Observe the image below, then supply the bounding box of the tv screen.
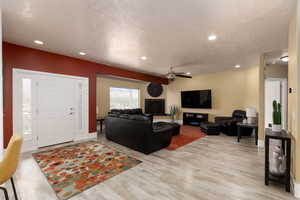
[181,90,212,109]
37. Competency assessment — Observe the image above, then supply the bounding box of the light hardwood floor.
[1,133,297,200]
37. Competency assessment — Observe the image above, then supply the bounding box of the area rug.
[166,125,206,150]
[33,141,141,200]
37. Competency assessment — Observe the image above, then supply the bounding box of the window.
[110,87,140,109]
[22,78,33,136]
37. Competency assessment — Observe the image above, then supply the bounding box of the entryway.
[265,78,288,130]
[13,69,89,151]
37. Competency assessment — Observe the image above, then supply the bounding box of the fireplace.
[145,99,165,115]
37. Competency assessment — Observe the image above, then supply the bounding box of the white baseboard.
[75,132,97,141]
[16,132,98,153]
[176,120,183,125]
[291,176,300,198]
[258,140,264,148]
[21,144,38,153]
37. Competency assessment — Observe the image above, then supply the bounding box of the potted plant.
[170,105,179,123]
[272,100,282,132]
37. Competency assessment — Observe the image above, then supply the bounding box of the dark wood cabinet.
[265,128,291,192]
[183,112,208,126]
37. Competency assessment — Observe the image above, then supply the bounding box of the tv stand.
[183,112,208,127]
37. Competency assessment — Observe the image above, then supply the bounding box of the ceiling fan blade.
[176,74,192,78]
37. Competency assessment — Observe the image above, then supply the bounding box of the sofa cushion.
[128,115,150,121]
[110,108,143,115]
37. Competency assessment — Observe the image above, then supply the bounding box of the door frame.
[13,68,90,152]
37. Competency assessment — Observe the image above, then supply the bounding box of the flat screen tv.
[181,90,212,109]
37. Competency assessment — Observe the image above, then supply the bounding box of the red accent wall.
[3,42,168,147]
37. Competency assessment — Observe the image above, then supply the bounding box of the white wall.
[0,9,3,159]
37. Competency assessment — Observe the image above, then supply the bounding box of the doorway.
[13,69,89,150]
[264,78,288,130]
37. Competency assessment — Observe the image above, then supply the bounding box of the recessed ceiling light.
[141,56,147,60]
[208,35,217,41]
[34,40,44,45]
[235,65,241,68]
[79,52,87,56]
[186,72,191,75]
[280,56,288,62]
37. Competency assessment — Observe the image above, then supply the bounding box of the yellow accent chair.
[0,135,23,200]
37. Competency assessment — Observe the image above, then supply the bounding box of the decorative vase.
[272,124,282,132]
[171,115,175,123]
[269,145,286,176]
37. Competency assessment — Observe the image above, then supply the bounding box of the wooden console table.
[265,128,291,192]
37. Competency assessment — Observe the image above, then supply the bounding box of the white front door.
[13,69,89,151]
[37,76,76,147]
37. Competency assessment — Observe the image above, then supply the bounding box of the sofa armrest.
[146,126,172,154]
[143,113,153,122]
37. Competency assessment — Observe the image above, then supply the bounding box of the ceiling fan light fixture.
[167,73,176,80]
[186,72,191,75]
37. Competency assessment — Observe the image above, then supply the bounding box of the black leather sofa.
[215,110,252,136]
[105,109,173,154]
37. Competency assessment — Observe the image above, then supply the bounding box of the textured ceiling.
[2,0,296,76]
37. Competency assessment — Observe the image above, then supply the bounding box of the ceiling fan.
[165,67,192,81]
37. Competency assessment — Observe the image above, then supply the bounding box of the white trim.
[16,132,97,153]
[13,68,88,80]
[176,120,183,125]
[20,143,38,153]
[258,140,264,148]
[292,176,300,198]
[74,132,97,141]
[291,176,300,198]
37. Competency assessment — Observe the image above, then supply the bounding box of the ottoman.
[200,122,220,135]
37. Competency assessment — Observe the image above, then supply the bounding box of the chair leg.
[0,186,9,200]
[10,178,18,200]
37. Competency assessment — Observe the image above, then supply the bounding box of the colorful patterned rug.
[33,141,141,200]
[166,125,206,150]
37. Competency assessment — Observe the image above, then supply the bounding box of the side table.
[97,117,105,133]
[265,128,291,192]
[236,122,258,145]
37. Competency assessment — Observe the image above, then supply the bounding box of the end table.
[236,122,258,145]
